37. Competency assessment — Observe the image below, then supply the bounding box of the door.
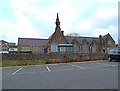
[44,48,48,54]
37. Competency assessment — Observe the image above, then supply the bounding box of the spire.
[57,13,59,20]
[55,13,60,26]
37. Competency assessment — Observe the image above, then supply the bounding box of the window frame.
[82,44,89,53]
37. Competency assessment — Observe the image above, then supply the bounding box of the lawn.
[1,59,46,67]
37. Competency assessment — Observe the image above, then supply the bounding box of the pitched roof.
[0,40,8,44]
[103,35,107,40]
[48,33,54,40]
[65,36,99,45]
[9,45,17,48]
[18,38,49,46]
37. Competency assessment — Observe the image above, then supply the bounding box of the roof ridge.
[18,38,49,40]
[103,35,107,37]
[65,36,98,38]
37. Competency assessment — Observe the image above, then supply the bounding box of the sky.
[0,0,119,44]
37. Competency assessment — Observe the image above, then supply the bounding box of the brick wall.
[2,53,108,63]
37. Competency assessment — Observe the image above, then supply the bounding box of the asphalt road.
[2,60,118,89]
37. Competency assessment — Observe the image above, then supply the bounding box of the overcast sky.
[0,0,119,44]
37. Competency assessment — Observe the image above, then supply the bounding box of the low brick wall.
[2,53,108,63]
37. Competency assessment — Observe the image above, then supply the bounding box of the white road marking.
[13,67,22,75]
[70,64,85,69]
[4,62,118,76]
[6,69,74,76]
[46,66,51,72]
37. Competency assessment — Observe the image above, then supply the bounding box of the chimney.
[99,35,103,53]
[99,35,102,44]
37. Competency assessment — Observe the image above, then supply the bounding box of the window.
[108,40,112,45]
[109,48,120,53]
[58,44,73,53]
[114,49,119,53]
[37,47,40,52]
[11,48,14,51]
[44,48,47,53]
[30,46,32,51]
[109,49,115,53]
[82,44,88,53]
[51,45,53,52]
[60,47,62,52]
[74,44,78,53]
[59,47,73,53]
[21,46,24,51]
[92,45,96,53]
[33,46,40,52]
[68,47,71,53]
[24,46,28,51]
[119,49,120,52]
[2,48,7,51]
[51,42,57,52]
[21,46,30,51]
[63,47,65,52]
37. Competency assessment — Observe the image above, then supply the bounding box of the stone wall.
[2,53,108,63]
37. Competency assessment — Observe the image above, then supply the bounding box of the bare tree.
[66,32,80,36]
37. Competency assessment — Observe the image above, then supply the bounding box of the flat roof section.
[58,44,73,47]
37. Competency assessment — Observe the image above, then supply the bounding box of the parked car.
[0,51,9,54]
[108,48,120,62]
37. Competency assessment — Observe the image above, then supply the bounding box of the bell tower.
[48,13,68,47]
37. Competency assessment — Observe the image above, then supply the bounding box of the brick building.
[18,13,115,54]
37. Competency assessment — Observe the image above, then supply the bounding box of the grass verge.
[1,59,46,67]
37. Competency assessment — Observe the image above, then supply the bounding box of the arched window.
[51,41,57,52]
[74,44,78,53]
[82,44,88,53]
[92,44,96,53]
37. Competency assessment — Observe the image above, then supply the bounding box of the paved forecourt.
[2,60,118,89]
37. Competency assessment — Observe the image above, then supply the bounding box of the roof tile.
[18,38,49,46]
[65,36,99,45]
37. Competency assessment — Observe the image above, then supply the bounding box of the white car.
[0,51,9,54]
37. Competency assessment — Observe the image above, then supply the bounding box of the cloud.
[0,0,118,44]
[92,25,117,36]
[0,21,18,42]
[94,8,118,27]
[13,10,42,38]
[94,0,119,3]
[96,8,117,19]
[0,10,47,42]
[92,25,118,42]
[71,7,118,37]
[0,21,16,33]
[77,20,92,31]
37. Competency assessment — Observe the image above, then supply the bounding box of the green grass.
[1,59,47,67]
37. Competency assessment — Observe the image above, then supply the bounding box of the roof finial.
[55,13,60,26]
[57,13,59,19]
